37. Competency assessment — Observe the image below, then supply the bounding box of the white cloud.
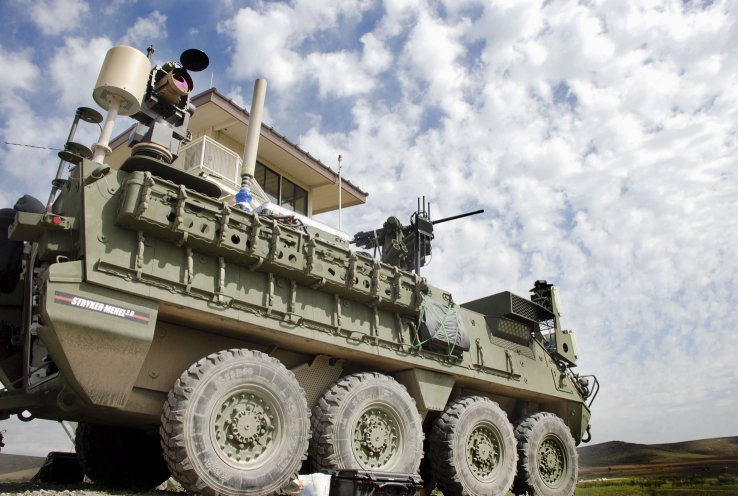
[219,5,303,89]
[360,33,393,75]
[300,33,394,99]
[48,36,112,110]
[0,98,68,207]
[218,1,381,99]
[400,11,471,119]
[0,46,40,94]
[120,11,168,46]
[30,0,90,36]
[101,0,135,17]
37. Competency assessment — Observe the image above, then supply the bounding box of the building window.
[282,178,308,214]
[255,162,308,215]
[255,162,280,204]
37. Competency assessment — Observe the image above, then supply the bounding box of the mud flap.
[41,275,159,408]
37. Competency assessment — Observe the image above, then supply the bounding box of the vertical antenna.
[338,154,343,232]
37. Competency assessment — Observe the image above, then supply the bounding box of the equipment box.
[329,470,422,496]
[32,451,84,484]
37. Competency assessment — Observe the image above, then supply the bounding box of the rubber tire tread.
[75,423,170,489]
[430,396,517,496]
[310,372,423,474]
[160,348,310,496]
[513,412,578,496]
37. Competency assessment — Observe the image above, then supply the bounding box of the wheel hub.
[230,408,272,445]
[353,408,399,468]
[363,418,389,453]
[472,439,494,463]
[466,425,502,479]
[538,436,566,486]
[212,392,277,465]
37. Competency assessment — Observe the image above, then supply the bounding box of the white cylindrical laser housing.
[93,45,151,116]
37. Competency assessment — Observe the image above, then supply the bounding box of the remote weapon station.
[0,44,597,496]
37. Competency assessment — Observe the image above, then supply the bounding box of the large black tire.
[311,372,423,473]
[419,430,437,494]
[74,423,170,489]
[430,396,517,496]
[513,412,578,496]
[160,349,310,496]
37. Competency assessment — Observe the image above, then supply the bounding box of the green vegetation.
[576,475,738,495]
[429,474,738,496]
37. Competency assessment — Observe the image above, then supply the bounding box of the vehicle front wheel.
[160,349,310,496]
[430,396,517,496]
[513,412,578,496]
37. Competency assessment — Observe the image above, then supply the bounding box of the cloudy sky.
[1,0,736,456]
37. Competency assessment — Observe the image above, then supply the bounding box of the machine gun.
[352,197,483,274]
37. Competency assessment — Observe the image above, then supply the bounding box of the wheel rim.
[466,421,504,481]
[210,386,283,469]
[538,434,568,488]
[352,404,403,469]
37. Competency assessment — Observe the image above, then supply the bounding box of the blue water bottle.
[235,187,253,212]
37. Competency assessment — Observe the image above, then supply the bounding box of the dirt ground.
[0,454,181,496]
[0,481,176,496]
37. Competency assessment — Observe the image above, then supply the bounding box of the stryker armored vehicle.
[0,44,597,496]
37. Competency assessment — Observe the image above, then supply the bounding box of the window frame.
[255,161,308,215]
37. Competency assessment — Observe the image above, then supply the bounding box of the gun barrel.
[431,209,484,225]
[351,229,383,248]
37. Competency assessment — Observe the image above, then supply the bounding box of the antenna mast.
[338,154,343,232]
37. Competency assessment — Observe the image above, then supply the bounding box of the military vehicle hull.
[0,159,594,496]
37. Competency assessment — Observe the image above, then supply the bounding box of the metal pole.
[46,110,82,212]
[241,79,267,186]
[58,421,76,444]
[236,79,267,211]
[338,154,343,232]
[92,95,121,163]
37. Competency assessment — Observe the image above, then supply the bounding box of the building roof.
[108,88,367,215]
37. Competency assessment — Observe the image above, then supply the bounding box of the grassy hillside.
[652,437,738,457]
[579,436,738,468]
[578,436,738,482]
[0,453,45,481]
[0,453,45,474]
